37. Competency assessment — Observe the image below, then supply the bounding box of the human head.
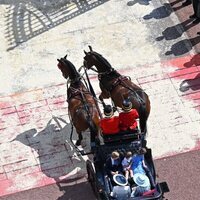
[111,151,120,160]
[122,99,132,112]
[103,105,113,117]
[133,173,150,188]
[138,148,147,155]
[125,151,132,158]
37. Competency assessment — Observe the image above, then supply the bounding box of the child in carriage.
[122,151,134,180]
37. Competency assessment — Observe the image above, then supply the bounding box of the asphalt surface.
[0,0,200,200]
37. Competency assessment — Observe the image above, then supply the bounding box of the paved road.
[0,0,200,199]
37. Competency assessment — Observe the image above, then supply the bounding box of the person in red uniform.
[119,99,139,131]
[100,105,120,135]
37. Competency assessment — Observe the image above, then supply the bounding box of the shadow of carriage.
[13,116,91,182]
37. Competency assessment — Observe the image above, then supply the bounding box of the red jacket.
[119,109,139,131]
[100,116,120,135]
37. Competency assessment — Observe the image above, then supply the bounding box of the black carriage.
[85,131,169,200]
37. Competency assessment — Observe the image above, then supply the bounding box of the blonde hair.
[125,151,132,158]
[111,151,120,159]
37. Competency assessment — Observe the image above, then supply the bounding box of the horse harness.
[67,85,94,121]
[99,74,146,106]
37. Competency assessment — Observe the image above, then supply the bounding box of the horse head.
[83,46,113,73]
[57,55,81,82]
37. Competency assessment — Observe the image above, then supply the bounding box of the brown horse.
[83,46,151,134]
[57,55,100,146]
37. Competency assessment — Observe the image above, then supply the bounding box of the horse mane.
[91,51,112,69]
[63,58,81,81]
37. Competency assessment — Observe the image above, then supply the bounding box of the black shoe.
[190,14,197,19]
[182,1,192,6]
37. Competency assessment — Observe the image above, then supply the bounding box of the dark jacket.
[105,157,123,177]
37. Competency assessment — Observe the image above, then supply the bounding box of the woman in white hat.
[131,173,151,197]
[111,174,131,200]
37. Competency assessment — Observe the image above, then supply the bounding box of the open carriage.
[85,130,169,200]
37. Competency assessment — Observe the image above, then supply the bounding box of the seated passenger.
[132,148,156,188]
[131,148,147,175]
[110,174,131,199]
[100,105,120,135]
[131,173,151,197]
[105,151,123,181]
[122,151,133,180]
[119,99,139,131]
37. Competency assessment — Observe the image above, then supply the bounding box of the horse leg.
[88,121,100,150]
[139,116,147,134]
[76,132,83,146]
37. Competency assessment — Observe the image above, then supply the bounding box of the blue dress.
[131,155,145,174]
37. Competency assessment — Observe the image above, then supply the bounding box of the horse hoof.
[76,140,81,146]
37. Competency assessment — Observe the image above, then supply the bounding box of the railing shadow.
[1,0,109,51]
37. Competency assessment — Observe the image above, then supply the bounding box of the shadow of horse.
[179,73,200,92]
[1,0,109,51]
[13,116,89,182]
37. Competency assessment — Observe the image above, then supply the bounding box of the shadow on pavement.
[13,116,87,181]
[165,34,200,56]
[127,0,151,6]
[169,0,191,12]
[56,179,96,200]
[1,0,109,51]
[143,3,173,20]
[179,73,200,92]
[183,53,200,67]
[156,18,195,41]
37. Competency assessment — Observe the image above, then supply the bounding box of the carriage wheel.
[86,160,101,199]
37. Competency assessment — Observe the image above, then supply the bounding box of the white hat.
[133,173,150,187]
[113,174,128,186]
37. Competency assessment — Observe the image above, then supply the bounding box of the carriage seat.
[102,129,140,144]
[96,140,142,164]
